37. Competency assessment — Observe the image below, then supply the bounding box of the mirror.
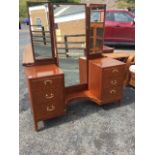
[28,2,55,62]
[89,4,106,54]
[53,4,86,87]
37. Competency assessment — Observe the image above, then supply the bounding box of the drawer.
[103,66,125,78]
[103,77,124,88]
[33,101,65,120]
[30,76,63,91]
[31,89,63,105]
[102,86,123,103]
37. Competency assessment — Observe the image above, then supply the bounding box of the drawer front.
[31,87,64,105]
[103,66,125,78]
[103,77,124,88]
[31,89,65,120]
[102,86,123,103]
[33,101,65,120]
[30,75,63,91]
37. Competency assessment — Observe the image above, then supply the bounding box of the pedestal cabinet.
[25,64,65,131]
[89,57,126,104]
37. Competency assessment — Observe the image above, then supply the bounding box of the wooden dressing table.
[23,2,126,131]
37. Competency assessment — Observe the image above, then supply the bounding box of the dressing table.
[23,2,126,131]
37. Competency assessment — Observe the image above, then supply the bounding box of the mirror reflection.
[28,3,53,60]
[53,4,86,86]
[89,6,105,54]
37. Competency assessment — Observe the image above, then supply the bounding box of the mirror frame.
[53,3,88,88]
[27,1,58,65]
[87,4,106,59]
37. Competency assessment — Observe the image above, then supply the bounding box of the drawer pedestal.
[25,64,65,131]
[89,57,126,104]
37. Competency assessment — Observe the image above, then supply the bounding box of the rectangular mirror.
[28,2,56,63]
[88,4,106,55]
[53,4,87,87]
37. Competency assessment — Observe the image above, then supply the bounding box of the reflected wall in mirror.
[28,3,54,61]
[89,4,106,54]
[53,4,86,87]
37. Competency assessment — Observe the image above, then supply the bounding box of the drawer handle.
[110,80,117,85]
[44,80,53,85]
[110,89,116,94]
[45,93,54,99]
[112,69,119,73]
[47,105,55,112]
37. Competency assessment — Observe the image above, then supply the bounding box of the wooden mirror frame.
[27,2,58,65]
[52,3,88,93]
[86,4,106,59]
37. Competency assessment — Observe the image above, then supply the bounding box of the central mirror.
[53,4,86,87]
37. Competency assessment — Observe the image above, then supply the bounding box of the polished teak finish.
[25,64,65,131]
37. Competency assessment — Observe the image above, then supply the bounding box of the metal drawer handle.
[45,93,54,99]
[110,80,117,85]
[44,79,53,85]
[112,69,119,73]
[47,105,55,112]
[110,89,116,94]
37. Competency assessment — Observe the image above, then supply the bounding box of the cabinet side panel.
[88,61,102,100]
[25,77,38,122]
[79,57,87,84]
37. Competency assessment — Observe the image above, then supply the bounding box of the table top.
[89,57,125,68]
[25,64,64,79]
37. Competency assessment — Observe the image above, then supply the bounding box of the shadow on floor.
[19,87,134,130]
[43,87,135,130]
